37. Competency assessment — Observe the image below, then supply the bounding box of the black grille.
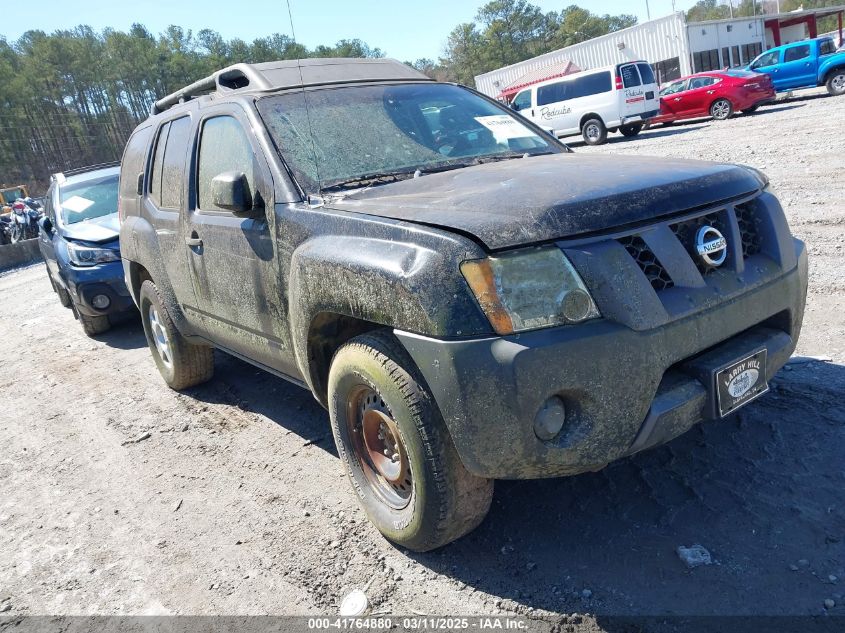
[618,235,674,292]
[735,202,762,258]
[670,211,727,277]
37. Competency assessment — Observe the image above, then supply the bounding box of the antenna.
[285,0,297,43]
[285,0,323,199]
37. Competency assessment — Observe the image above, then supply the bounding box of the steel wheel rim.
[346,386,412,510]
[148,304,174,370]
[833,74,845,91]
[585,124,600,141]
[713,101,730,119]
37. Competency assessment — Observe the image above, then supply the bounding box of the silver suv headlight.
[66,241,120,266]
[461,246,600,335]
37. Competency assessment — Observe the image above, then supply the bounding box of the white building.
[474,6,845,98]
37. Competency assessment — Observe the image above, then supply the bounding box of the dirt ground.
[1,87,844,630]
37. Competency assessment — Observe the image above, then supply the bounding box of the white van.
[510,62,660,145]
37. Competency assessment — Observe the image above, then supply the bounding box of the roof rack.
[151,58,432,116]
[52,161,120,183]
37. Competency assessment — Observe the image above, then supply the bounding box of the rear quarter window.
[119,126,152,202]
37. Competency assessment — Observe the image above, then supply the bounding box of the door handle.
[674,97,682,101]
[185,233,202,247]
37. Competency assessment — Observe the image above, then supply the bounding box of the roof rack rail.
[150,58,432,116]
[152,64,272,115]
[52,161,121,182]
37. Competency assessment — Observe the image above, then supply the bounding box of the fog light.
[533,396,566,441]
[92,294,110,310]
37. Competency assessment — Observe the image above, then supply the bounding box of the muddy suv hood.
[326,154,761,250]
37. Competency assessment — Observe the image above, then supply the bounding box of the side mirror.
[39,216,53,235]
[212,171,254,216]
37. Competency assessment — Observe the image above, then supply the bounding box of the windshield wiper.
[321,170,417,192]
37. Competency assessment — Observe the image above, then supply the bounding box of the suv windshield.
[59,173,119,225]
[257,83,557,192]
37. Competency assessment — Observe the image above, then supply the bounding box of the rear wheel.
[827,69,845,96]
[328,331,493,552]
[710,98,733,120]
[581,118,607,145]
[619,123,643,137]
[139,280,214,390]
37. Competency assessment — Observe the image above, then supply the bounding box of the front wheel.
[139,280,214,389]
[328,331,493,552]
[827,70,845,96]
[710,98,734,120]
[619,123,643,137]
[581,118,608,145]
[74,303,111,337]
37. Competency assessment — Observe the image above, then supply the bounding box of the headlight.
[461,246,600,335]
[66,241,120,266]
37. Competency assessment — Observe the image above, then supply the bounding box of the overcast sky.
[2,0,698,61]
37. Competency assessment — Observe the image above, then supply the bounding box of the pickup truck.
[119,58,807,551]
[748,36,845,95]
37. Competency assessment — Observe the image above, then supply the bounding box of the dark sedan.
[38,163,136,336]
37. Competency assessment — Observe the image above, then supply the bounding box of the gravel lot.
[1,87,844,630]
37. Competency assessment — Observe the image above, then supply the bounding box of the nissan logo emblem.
[695,225,727,267]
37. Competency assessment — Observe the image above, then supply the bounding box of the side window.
[620,64,641,88]
[197,116,256,212]
[511,90,532,111]
[566,72,611,100]
[820,39,835,56]
[44,187,56,223]
[537,82,567,106]
[689,76,716,90]
[784,45,810,63]
[148,122,170,206]
[754,50,780,68]
[660,80,687,96]
[160,117,191,209]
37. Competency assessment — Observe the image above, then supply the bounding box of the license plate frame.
[715,349,769,418]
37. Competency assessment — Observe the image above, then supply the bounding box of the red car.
[651,70,775,124]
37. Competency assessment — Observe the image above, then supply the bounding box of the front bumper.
[395,243,807,479]
[62,260,136,318]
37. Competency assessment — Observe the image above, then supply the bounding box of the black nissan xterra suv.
[119,58,807,551]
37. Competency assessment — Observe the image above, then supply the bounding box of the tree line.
[0,1,641,192]
[3,0,842,192]
[0,26,384,192]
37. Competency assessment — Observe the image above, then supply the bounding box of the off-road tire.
[139,280,213,390]
[581,117,608,145]
[826,69,845,96]
[328,331,494,552]
[76,307,110,337]
[619,123,643,137]
[710,98,734,120]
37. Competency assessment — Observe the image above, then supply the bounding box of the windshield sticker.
[474,115,535,142]
[61,195,95,213]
